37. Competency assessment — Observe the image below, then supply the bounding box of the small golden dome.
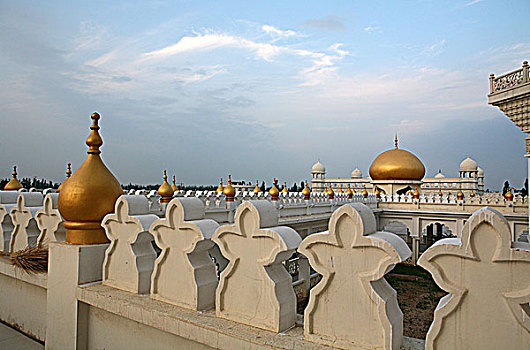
[369,135,425,181]
[302,181,311,200]
[413,187,419,199]
[224,174,235,201]
[505,189,513,201]
[58,112,123,245]
[158,170,174,203]
[470,191,475,198]
[457,189,464,201]
[269,179,280,201]
[438,188,443,196]
[57,162,72,193]
[324,184,328,192]
[362,185,368,198]
[171,175,179,192]
[216,178,224,193]
[327,184,335,199]
[374,187,380,198]
[4,166,23,191]
[253,180,261,193]
[346,185,353,198]
[282,182,288,193]
[339,184,343,193]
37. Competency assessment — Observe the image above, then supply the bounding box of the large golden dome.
[369,136,425,181]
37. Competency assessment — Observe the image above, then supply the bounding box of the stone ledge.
[77,283,424,350]
[0,258,47,289]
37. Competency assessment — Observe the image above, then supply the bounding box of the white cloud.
[464,0,484,7]
[261,25,298,38]
[422,39,446,57]
[364,25,382,33]
[140,33,283,61]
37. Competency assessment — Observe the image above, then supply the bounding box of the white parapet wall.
[0,258,47,342]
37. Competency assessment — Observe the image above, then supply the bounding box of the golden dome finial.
[470,190,475,198]
[394,133,398,149]
[362,185,368,198]
[66,163,72,178]
[457,187,464,201]
[413,187,419,199]
[171,175,179,192]
[438,188,443,196]
[216,178,224,193]
[223,174,235,201]
[346,185,353,199]
[158,170,174,203]
[58,162,73,193]
[327,184,335,199]
[253,179,261,193]
[58,112,123,244]
[282,182,288,193]
[269,178,280,201]
[505,188,513,201]
[4,165,23,190]
[302,180,311,200]
[86,112,103,155]
[374,186,380,198]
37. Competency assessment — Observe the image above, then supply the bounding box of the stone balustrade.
[378,192,527,214]
[489,61,529,94]
[0,197,529,349]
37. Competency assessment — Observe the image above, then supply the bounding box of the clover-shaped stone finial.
[150,197,219,311]
[298,203,411,350]
[35,193,64,248]
[212,200,302,332]
[102,195,159,294]
[9,192,44,252]
[419,207,530,350]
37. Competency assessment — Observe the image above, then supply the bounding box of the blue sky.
[1,0,529,190]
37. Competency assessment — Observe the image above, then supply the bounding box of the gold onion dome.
[223,175,235,201]
[57,162,72,193]
[4,166,23,190]
[171,175,179,192]
[269,179,280,201]
[505,189,513,201]
[158,170,174,203]
[438,188,443,196]
[413,188,420,199]
[369,135,425,181]
[216,178,224,193]
[253,180,261,193]
[302,181,311,200]
[339,184,343,193]
[457,189,464,201]
[470,191,476,198]
[282,182,288,193]
[58,112,123,245]
[362,186,368,198]
[374,187,380,198]
[327,184,335,199]
[346,185,353,199]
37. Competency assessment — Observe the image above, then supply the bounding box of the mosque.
[311,135,484,197]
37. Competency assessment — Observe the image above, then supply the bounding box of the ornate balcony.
[488,61,530,140]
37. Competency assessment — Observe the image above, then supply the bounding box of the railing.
[489,60,529,94]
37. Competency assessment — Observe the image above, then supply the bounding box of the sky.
[1,0,529,190]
